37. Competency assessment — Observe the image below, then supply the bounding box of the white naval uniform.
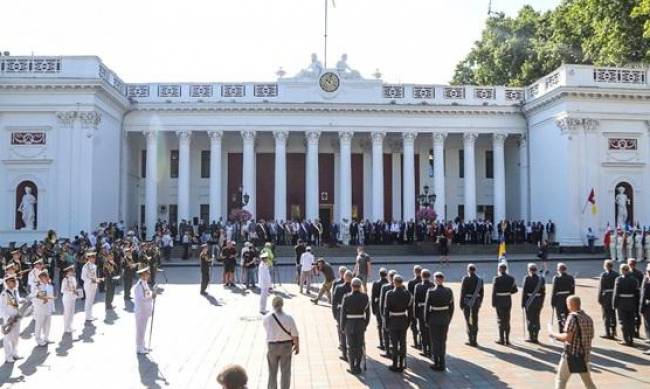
[61,275,78,332]
[81,262,98,320]
[616,235,625,262]
[0,287,21,362]
[134,279,154,353]
[27,268,40,293]
[31,282,54,345]
[258,260,272,313]
[635,233,644,262]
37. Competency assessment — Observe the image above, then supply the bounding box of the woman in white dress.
[258,252,272,314]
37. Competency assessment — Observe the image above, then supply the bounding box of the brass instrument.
[2,300,33,335]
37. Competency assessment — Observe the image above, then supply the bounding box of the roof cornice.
[522,86,650,114]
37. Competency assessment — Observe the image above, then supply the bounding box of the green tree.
[452,0,650,86]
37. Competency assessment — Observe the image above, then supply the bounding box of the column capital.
[176,130,192,145]
[56,111,76,127]
[463,132,479,144]
[493,132,508,144]
[208,130,223,143]
[79,111,102,129]
[241,130,256,144]
[371,131,386,145]
[274,130,289,143]
[143,129,157,144]
[338,131,354,145]
[402,131,417,144]
[305,130,321,145]
[432,131,447,144]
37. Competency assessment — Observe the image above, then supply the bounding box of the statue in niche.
[615,185,630,227]
[17,185,37,230]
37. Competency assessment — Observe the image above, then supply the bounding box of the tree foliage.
[452,0,650,86]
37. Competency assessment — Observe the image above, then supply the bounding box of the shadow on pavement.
[137,354,169,389]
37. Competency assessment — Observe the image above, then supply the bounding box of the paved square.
[1,261,649,388]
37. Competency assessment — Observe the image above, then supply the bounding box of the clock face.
[319,72,340,93]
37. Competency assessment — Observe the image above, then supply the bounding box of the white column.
[391,146,402,221]
[333,152,341,223]
[432,132,447,221]
[402,132,417,221]
[274,131,288,221]
[241,130,256,217]
[493,133,507,224]
[371,131,386,221]
[305,131,321,220]
[144,130,158,238]
[339,131,353,223]
[463,133,478,221]
[519,135,529,221]
[177,131,192,224]
[208,130,223,223]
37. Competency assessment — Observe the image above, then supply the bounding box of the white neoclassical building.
[0,54,648,245]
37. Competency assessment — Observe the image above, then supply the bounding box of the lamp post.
[417,185,437,209]
[230,186,250,209]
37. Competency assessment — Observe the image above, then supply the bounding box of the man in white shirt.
[299,246,315,294]
[263,297,299,389]
[81,251,100,322]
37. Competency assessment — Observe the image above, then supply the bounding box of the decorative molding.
[555,116,599,134]
[444,87,465,99]
[1,57,61,73]
[463,132,479,144]
[544,73,560,89]
[127,84,150,98]
[158,84,181,98]
[432,132,447,144]
[55,111,77,127]
[338,131,354,145]
[254,84,278,97]
[240,130,256,143]
[190,85,213,97]
[493,132,508,144]
[306,131,321,145]
[273,130,289,144]
[78,111,101,129]
[608,138,637,150]
[370,131,386,145]
[208,130,223,143]
[11,132,46,145]
[474,88,495,99]
[582,118,599,132]
[504,89,524,101]
[222,84,245,97]
[382,85,404,99]
[594,68,646,84]
[413,86,434,99]
[402,131,417,143]
[143,130,157,144]
[527,84,539,99]
[176,130,192,145]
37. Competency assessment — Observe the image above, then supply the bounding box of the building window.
[170,150,179,178]
[141,150,147,178]
[458,149,464,178]
[168,204,177,225]
[485,150,494,179]
[201,150,210,178]
[200,204,209,223]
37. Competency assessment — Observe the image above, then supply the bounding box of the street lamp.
[417,185,437,208]
[231,187,250,208]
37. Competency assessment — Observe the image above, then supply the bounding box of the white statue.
[17,186,36,230]
[336,53,361,79]
[615,186,630,227]
[616,232,625,263]
[625,232,634,260]
[294,53,323,79]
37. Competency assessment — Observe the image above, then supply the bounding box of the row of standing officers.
[326,258,650,375]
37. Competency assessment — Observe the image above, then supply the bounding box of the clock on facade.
[319,72,340,93]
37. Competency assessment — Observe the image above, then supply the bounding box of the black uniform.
[371,276,389,349]
[491,272,518,344]
[407,275,422,348]
[199,250,211,294]
[460,273,484,345]
[122,251,136,300]
[332,282,352,358]
[521,273,545,342]
[379,282,394,356]
[640,275,650,340]
[340,290,370,374]
[598,269,619,337]
[614,273,640,345]
[551,272,575,332]
[383,286,413,371]
[414,280,433,355]
[630,267,644,337]
[424,285,454,370]
[103,260,117,309]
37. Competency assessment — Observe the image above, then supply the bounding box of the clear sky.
[2,0,560,84]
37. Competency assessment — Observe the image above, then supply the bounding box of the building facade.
[0,54,648,245]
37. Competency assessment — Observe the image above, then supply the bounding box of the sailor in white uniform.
[31,269,55,346]
[61,264,79,333]
[81,251,101,322]
[0,275,24,363]
[134,266,155,354]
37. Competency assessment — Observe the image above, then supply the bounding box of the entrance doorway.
[319,205,333,242]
